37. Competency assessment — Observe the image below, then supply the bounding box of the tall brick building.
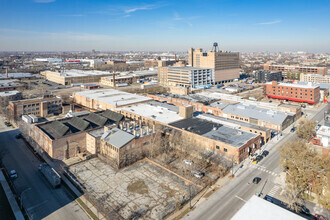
[264,63,327,76]
[263,81,320,105]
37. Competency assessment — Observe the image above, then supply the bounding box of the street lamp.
[20,187,32,209]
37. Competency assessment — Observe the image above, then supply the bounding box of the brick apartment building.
[263,81,320,105]
[264,63,327,76]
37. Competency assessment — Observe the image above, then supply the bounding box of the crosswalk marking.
[268,185,281,197]
[248,163,278,176]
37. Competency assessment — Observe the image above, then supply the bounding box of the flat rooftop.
[74,89,153,107]
[232,196,305,220]
[298,82,330,90]
[197,92,243,102]
[0,90,21,97]
[118,101,183,124]
[150,92,218,105]
[170,117,258,148]
[222,103,294,124]
[167,66,212,71]
[0,79,21,88]
[44,69,112,77]
[0,73,35,79]
[196,113,269,132]
[265,82,319,89]
[268,64,326,69]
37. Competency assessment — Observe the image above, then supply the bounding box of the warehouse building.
[169,118,261,163]
[0,79,24,92]
[73,89,153,110]
[221,103,295,131]
[41,69,114,85]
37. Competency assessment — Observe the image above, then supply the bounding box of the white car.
[193,171,205,179]
[183,159,194,166]
[10,170,17,179]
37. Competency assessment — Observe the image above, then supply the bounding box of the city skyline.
[0,0,330,52]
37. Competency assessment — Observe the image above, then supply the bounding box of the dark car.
[314,214,328,220]
[300,205,310,216]
[262,150,269,157]
[253,177,261,184]
[291,127,296,132]
[256,155,263,161]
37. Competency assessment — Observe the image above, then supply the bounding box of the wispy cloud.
[124,5,157,14]
[34,0,55,3]
[172,12,201,27]
[258,19,282,25]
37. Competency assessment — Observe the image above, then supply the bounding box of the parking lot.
[69,158,200,219]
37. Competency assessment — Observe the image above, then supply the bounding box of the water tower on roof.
[212,42,219,52]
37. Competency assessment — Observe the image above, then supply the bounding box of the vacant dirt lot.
[69,158,200,220]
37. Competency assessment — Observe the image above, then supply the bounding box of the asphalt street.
[184,104,329,220]
[0,118,90,220]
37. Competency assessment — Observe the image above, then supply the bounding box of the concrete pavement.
[0,118,90,220]
[183,103,329,220]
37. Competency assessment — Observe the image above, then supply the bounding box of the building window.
[224,148,227,152]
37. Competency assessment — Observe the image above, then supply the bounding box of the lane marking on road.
[235,195,247,203]
[27,200,48,211]
[272,172,275,175]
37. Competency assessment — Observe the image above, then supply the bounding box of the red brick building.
[263,81,320,105]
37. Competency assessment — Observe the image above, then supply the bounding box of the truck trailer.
[38,163,61,188]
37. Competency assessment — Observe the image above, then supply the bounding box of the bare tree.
[296,119,317,140]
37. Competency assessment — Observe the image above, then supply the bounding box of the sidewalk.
[0,171,24,220]
[42,155,106,220]
[166,174,232,220]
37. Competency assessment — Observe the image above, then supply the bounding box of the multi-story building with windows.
[300,73,330,84]
[264,63,327,76]
[254,70,282,83]
[263,81,320,105]
[158,66,213,88]
[188,47,240,84]
[9,95,63,120]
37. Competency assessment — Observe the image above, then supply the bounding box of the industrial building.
[221,103,295,131]
[24,110,125,160]
[169,117,261,163]
[41,69,114,85]
[0,72,37,80]
[0,79,24,92]
[73,89,153,110]
[0,90,22,102]
[188,43,240,84]
[196,113,271,145]
[263,81,320,105]
[100,69,158,87]
[264,63,327,75]
[254,70,282,83]
[9,95,63,120]
[158,66,214,88]
[148,92,301,121]
[300,73,330,84]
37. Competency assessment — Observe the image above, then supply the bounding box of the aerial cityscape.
[0,0,329,220]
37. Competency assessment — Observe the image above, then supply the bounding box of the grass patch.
[76,198,98,220]
[204,187,219,199]
[127,180,149,195]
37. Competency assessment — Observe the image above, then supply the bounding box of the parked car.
[314,214,328,220]
[183,159,194,166]
[300,205,310,216]
[252,177,261,184]
[193,171,205,179]
[264,195,273,203]
[10,170,17,179]
[262,150,269,157]
[256,155,263,161]
[291,127,296,132]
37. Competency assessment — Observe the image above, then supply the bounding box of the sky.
[0,0,329,52]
